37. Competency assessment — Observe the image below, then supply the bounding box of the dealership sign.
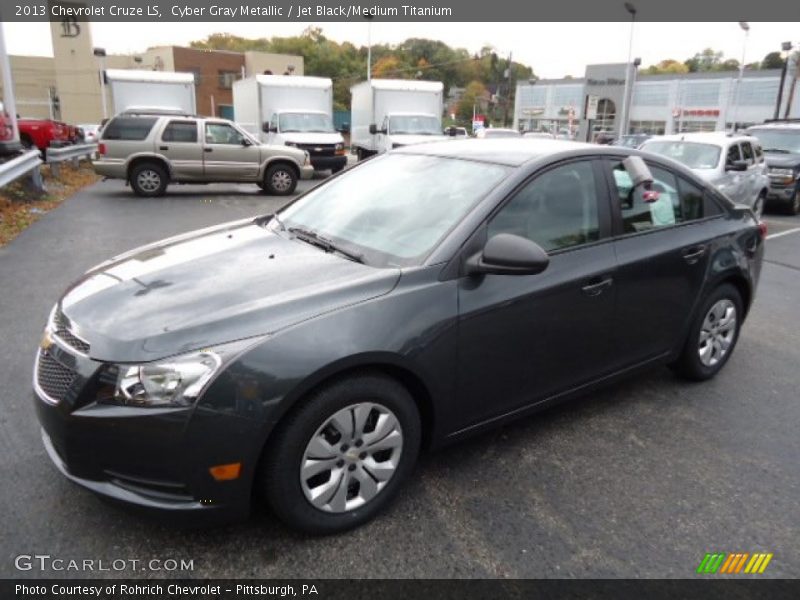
[679,108,721,118]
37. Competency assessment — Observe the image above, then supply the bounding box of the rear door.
[202,121,261,181]
[605,158,718,361]
[739,140,758,205]
[157,120,203,180]
[720,143,745,203]
[455,159,618,431]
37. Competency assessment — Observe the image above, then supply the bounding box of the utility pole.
[503,52,512,127]
[730,22,749,131]
[0,22,20,143]
[620,3,637,137]
[784,51,799,119]
[774,42,793,120]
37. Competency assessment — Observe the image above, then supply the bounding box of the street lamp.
[93,47,108,120]
[775,41,793,119]
[730,22,750,131]
[619,2,637,136]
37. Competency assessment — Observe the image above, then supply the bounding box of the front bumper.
[766,179,799,201]
[0,140,23,155]
[32,346,254,523]
[299,164,315,180]
[309,155,347,171]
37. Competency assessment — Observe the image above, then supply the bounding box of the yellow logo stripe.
[758,554,773,574]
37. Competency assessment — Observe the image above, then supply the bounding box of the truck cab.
[369,112,446,154]
[265,110,347,173]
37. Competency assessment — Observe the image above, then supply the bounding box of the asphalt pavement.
[1,178,798,578]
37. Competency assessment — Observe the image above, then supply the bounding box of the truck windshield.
[277,153,509,267]
[642,141,721,169]
[388,115,441,135]
[279,112,334,133]
[747,129,800,154]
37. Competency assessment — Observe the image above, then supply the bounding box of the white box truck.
[350,79,447,160]
[233,75,347,173]
[105,69,196,116]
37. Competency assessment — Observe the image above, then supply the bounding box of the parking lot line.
[766,227,800,240]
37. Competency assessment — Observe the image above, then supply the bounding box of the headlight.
[97,339,258,408]
[334,142,345,156]
[769,167,794,177]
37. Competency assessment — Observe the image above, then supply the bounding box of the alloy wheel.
[136,170,162,193]
[271,170,293,193]
[300,402,403,513]
[698,299,737,367]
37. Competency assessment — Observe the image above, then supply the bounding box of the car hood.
[763,152,800,169]
[282,132,344,145]
[688,168,719,182]
[389,134,448,146]
[59,219,400,363]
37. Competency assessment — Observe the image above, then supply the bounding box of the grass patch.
[0,161,99,247]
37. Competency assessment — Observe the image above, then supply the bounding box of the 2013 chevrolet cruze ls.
[33,139,764,533]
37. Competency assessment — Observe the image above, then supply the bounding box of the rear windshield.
[102,117,158,141]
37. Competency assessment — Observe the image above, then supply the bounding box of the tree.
[761,51,784,70]
[685,48,724,72]
[456,81,488,123]
[645,59,689,75]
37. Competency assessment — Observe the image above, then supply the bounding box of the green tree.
[761,51,784,70]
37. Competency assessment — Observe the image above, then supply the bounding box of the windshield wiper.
[288,226,364,263]
[762,148,790,154]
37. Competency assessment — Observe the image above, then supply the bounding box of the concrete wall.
[0,56,56,119]
[243,51,304,77]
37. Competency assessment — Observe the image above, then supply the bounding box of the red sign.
[681,109,720,118]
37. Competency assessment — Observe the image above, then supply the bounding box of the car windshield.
[747,129,800,154]
[277,154,509,267]
[388,115,441,135]
[643,141,721,169]
[279,112,334,133]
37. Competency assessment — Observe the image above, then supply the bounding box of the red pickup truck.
[18,117,71,153]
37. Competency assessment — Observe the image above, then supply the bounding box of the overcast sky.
[4,22,799,78]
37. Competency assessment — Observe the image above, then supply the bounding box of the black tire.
[331,165,345,174]
[786,189,800,216]
[20,135,34,150]
[129,162,168,197]
[263,163,298,196]
[673,284,743,381]
[259,373,421,534]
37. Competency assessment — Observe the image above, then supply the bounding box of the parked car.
[33,139,764,533]
[93,113,313,196]
[745,120,800,215]
[79,124,101,144]
[614,133,652,148]
[475,127,521,139]
[523,131,556,139]
[445,126,468,137]
[18,117,71,153]
[0,101,22,156]
[640,132,769,218]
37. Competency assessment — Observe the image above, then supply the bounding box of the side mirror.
[241,137,252,147]
[726,159,748,172]
[446,127,457,137]
[261,122,270,133]
[466,233,550,276]
[622,155,653,188]
[369,123,378,135]
[337,123,350,134]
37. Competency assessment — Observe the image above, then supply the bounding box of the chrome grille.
[36,350,77,403]
[53,309,90,354]
[296,143,336,156]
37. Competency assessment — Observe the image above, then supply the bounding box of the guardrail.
[0,149,43,190]
[46,143,97,177]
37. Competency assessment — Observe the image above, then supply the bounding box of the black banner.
[0,0,798,22]
[3,579,800,600]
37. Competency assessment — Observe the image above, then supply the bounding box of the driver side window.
[488,161,600,252]
[205,122,244,145]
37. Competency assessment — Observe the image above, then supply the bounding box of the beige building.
[0,20,303,123]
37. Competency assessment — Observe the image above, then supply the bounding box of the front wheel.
[259,373,421,534]
[263,163,297,196]
[673,284,743,381]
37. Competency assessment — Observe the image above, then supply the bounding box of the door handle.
[159,145,169,151]
[682,245,707,264]
[581,276,613,297]
[204,148,213,153]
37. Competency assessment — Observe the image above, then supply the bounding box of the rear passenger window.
[740,142,754,164]
[726,144,741,165]
[162,121,197,143]
[102,117,157,141]
[612,163,717,233]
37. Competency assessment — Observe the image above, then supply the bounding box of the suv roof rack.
[763,118,800,124]
[119,107,198,118]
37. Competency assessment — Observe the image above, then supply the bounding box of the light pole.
[0,22,19,144]
[93,47,108,120]
[774,42,793,119]
[364,12,374,82]
[619,2,637,137]
[730,22,749,131]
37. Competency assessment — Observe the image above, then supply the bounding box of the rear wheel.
[129,162,168,197]
[259,373,421,534]
[673,284,743,381]
[263,163,297,196]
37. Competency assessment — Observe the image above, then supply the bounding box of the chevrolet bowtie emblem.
[40,331,53,352]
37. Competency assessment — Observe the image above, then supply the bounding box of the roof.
[350,79,444,93]
[105,69,195,84]
[645,132,755,145]
[251,75,332,89]
[747,121,800,130]
[394,138,595,166]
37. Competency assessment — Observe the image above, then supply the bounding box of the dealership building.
[514,62,800,141]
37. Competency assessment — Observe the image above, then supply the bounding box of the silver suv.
[93,112,314,197]
[640,132,769,218]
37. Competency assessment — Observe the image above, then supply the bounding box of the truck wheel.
[264,163,297,196]
[129,162,168,197]
[787,189,800,216]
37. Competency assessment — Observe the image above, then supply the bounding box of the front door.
[157,120,203,180]
[202,121,261,181]
[455,160,618,432]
